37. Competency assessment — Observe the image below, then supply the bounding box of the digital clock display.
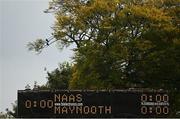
[17,90,170,118]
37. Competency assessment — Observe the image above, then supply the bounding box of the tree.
[28,0,180,90]
[0,112,7,118]
[4,101,18,118]
[45,62,72,89]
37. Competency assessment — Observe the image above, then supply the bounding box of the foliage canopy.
[28,0,180,90]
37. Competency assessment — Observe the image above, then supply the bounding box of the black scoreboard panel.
[17,90,170,118]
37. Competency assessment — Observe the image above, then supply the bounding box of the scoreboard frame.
[17,89,170,118]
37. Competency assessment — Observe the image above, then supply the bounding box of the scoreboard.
[17,90,170,118]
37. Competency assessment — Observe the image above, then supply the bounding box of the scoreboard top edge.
[18,89,169,93]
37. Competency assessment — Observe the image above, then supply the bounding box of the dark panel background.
[17,90,169,118]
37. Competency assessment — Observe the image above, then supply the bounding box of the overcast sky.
[0,0,74,112]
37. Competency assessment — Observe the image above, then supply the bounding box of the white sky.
[0,0,74,112]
